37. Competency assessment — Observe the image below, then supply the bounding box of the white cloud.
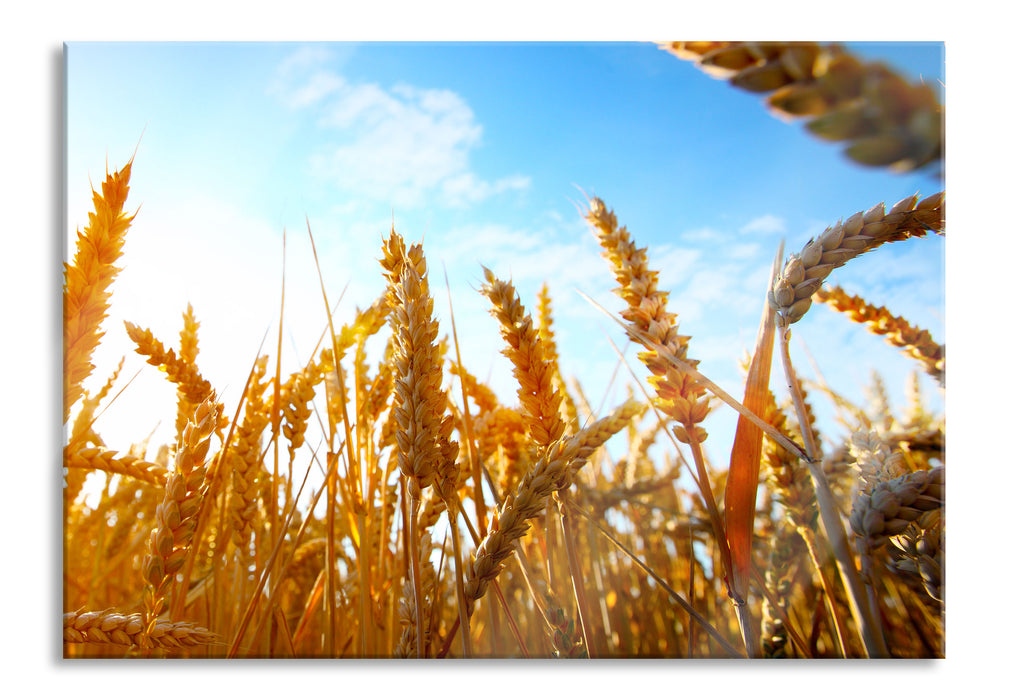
[441,172,532,208]
[269,46,342,107]
[740,214,786,235]
[273,52,529,209]
[288,72,346,109]
[728,242,762,260]
[682,226,723,242]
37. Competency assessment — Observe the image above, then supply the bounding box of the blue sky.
[65,40,946,472]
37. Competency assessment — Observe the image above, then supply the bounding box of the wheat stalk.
[380,228,460,656]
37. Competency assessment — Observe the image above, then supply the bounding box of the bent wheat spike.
[814,285,945,387]
[463,400,643,615]
[124,321,215,405]
[64,446,168,486]
[769,192,945,325]
[64,608,217,649]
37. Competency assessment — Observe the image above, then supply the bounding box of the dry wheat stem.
[229,440,334,657]
[777,324,888,657]
[565,498,744,658]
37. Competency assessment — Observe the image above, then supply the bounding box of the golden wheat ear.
[64,159,136,423]
[769,191,945,325]
[480,267,565,449]
[814,284,945,387]
[659,41,943,173]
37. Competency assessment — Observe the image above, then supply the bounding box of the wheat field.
[62,41,945,660]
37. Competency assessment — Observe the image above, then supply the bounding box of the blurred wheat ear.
[659,41,943,173]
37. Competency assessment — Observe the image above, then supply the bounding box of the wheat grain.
[380,230,455,497]
[848,430,944,549]
[887,520,944,604]
[281,360,326,456]
[228,356,271,549]
[759,530,805,658]
[761,398,818,531]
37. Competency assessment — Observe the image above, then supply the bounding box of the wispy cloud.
[681,226,724,242]
[740,214,786,236]
[272,51,529,210]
